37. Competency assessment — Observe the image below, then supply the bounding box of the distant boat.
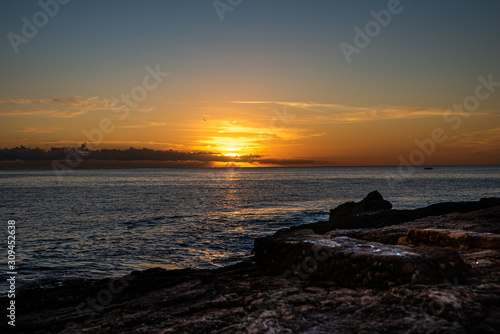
[424,167,433,170]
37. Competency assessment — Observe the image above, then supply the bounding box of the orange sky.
[1,98,499,166]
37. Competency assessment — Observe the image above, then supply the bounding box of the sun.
[213,138,250,157]
[197,135,261,167]
[221,145,241,156]
[198,121,265,157]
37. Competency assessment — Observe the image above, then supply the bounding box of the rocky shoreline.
[4,193,500,333]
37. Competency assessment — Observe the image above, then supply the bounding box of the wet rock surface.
[254,231,467,288]
[4,199,500,333]
[401,229,500,250]
[326,205,500,245]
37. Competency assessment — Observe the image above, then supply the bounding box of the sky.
[1,0,499,167]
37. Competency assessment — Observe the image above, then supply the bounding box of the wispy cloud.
[0,138,29,145]
[2,109,87,118]
[18,126,62,134]
[190,114,326,154]
[0,99,32,104]
[37,96,102,108]
[197,135,270,152]
[451,127,500,151]
[0,96,156,118]
[231,100,488,123]
[38,139,185,149]
[119,121,167,129]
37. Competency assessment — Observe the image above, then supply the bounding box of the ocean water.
[1,165,499,293]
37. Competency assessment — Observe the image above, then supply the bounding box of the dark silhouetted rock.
[290,196,500,234]
[329,190,392,221]
[254,230,467,288]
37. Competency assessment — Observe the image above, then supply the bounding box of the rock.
[329,190,392,221]
[253,230,467,288]
[289,197,500,234]
[326,205,500,245]
[6,200,500,334]
[461,249,500,272]
[401,229,500,250]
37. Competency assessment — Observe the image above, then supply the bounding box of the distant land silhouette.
[0,144,317,169]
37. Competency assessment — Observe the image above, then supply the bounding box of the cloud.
[1,109,87,118]
[119,121,167,129]
[35,96,156,113]
[451,127,500,151]
[0,95,156,119]
[134,107,156,113]
[0,99,31,104]
[189,114,327,156]
[36,139,81,144]
[18,126,62,134]
[37,139,184,148]
[37,96,101,108]
[230,100,479,123]
[0,138,29,145]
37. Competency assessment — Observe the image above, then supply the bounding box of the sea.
[1,165,499,294]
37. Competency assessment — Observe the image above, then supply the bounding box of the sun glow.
[201,136,257,157]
